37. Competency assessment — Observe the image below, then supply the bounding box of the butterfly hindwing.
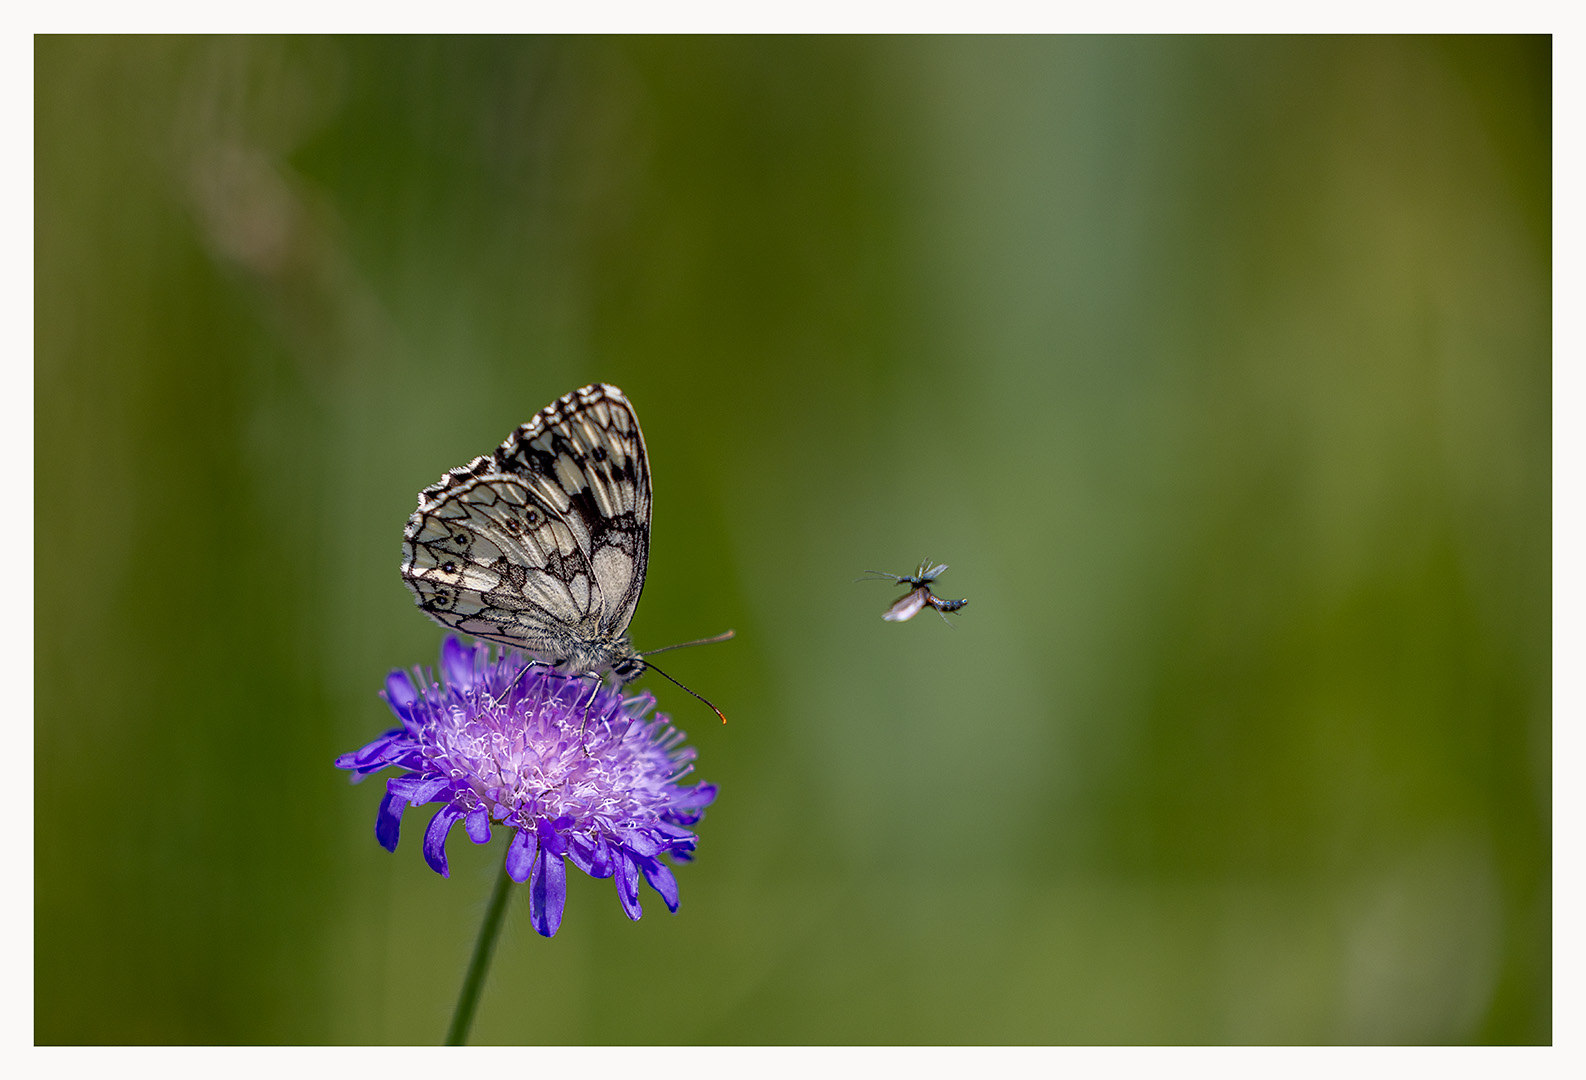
[402,475,590,652]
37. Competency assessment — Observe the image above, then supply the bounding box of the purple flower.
[336,636,717,937]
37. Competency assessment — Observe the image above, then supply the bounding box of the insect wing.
[882,587,931,622]
[400,384,652,656]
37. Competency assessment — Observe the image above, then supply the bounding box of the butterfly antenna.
[638,659,729,724]
[639,628,736,657]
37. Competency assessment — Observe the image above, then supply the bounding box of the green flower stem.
[444,861,515,1046]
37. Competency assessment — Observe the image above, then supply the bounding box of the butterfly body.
[401,383,652,686]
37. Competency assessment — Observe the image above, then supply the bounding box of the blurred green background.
[35,36,1550,1044]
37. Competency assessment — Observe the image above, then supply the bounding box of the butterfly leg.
[575,672,608,752]
[493,654,553,707]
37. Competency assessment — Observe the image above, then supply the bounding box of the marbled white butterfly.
[400,383,729,718]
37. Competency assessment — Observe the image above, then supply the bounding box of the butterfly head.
[610,654,647,686]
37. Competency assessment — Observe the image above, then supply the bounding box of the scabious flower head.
[335,636,717,937]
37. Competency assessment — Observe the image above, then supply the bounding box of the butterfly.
[400,383,729,718]
[857,560,969,628]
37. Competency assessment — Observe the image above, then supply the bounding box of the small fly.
[856,559,969,628]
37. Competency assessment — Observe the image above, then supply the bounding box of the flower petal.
[640,857,680,913]
[388,750,426,773]
[464,805,491,844]
[618,829,662,857]
[386,775,453,804]
[614,850,643,921]
[529,845,567,937]
[506,827,538,883]
[423,804,464,878]
[441,636,477,693]
[588,836,614,878]
[383,670,419,721]
[376,792,407,853]
[537,819,569,856]
[568,834,615,879]
[663,837,698,862]
[566,834,597,875]
[353,731,403,761]
[334,732,397,771]
[673,783,718,811]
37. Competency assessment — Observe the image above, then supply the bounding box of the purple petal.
[673,783,718,811]
[383,670,418,721]
[566,835,597,875]
[423,804,464,878]
[388,750,426,772]
[351,731,404,763]
[334,746,375,771]
[529,846,567,937]
[441,636,477,693]
[386,775,453,804]
[640,858,680,913]
[506,827,538,883]
[335,731,407,777]
[614,850,643,921]
[567,835,614,879]
[376,792,407,852]
[464,805,491,844]
[618,829,662,857]
[588,836,614,878]
[537,819,568,856]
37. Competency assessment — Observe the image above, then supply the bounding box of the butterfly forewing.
[400,383,652,677]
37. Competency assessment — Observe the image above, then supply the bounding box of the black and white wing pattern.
[400,383,651,681]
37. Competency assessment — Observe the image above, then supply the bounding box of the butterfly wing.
[400,384,652,658]
[493,383,651,638]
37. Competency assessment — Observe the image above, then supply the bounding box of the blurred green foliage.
[35,36,1549,1044]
